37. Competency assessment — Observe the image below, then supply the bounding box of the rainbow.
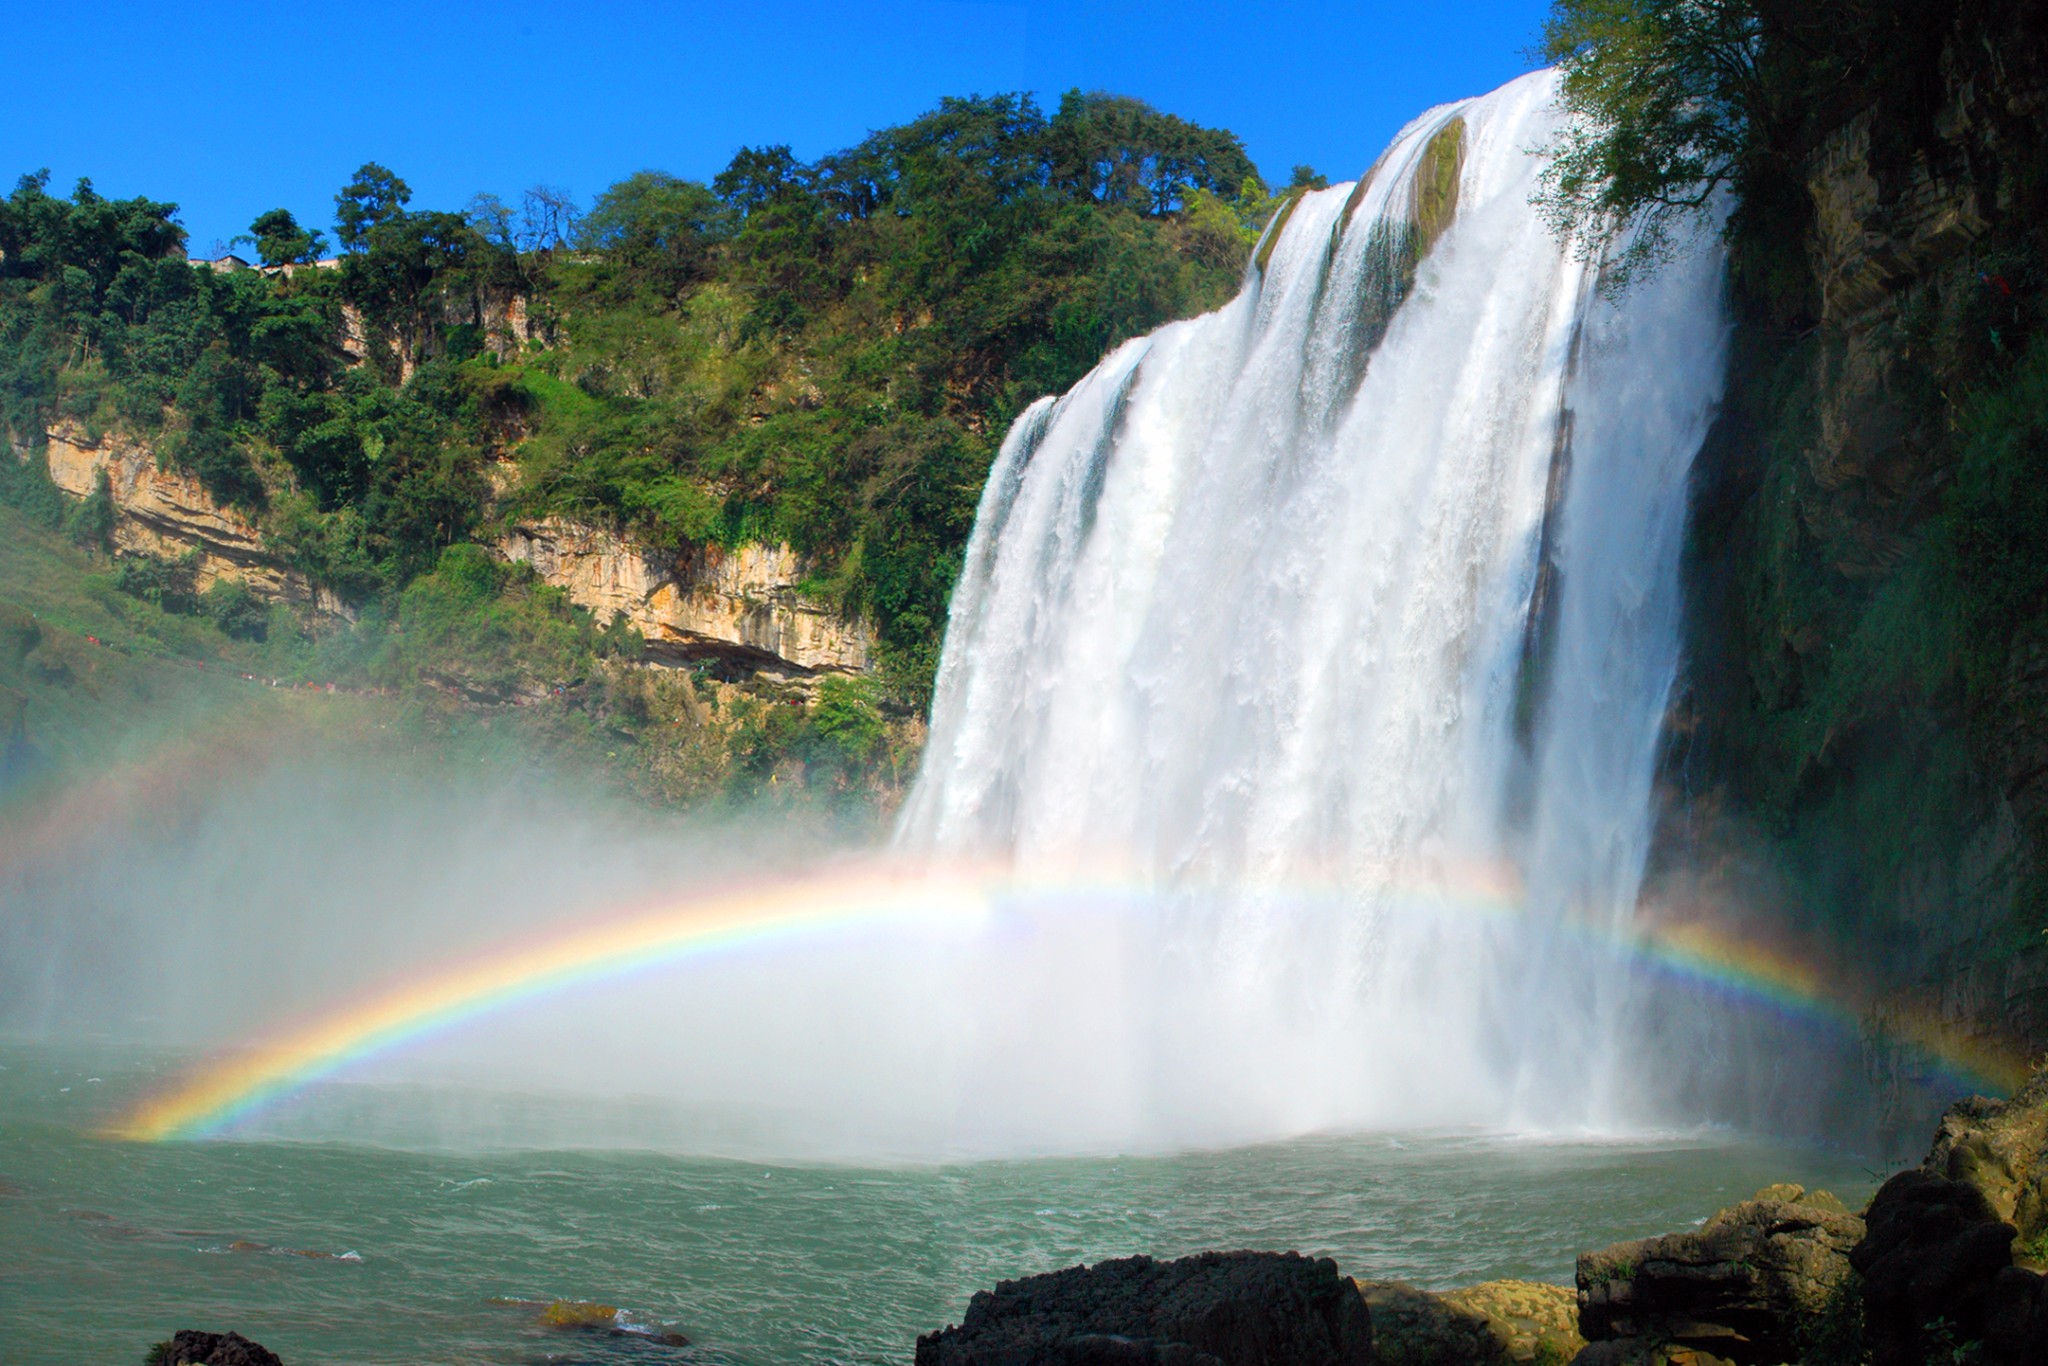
[1626,916,2033,1097]
[105,862,2034,1143]
[107,863,1004,1142]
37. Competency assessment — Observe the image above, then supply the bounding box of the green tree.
[67,467,115,551]
[334,162,412,253]
[811,674,885,762]
[1534,0,1772,284]
[463,192,516,248]
[202,577,268,639]
[241,208,326,268]
[580,171,725,290]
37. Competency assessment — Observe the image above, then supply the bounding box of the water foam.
[899,68,1731,1134]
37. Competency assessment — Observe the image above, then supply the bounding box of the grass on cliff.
[0,504,914,826]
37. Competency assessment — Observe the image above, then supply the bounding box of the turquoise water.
[0,1041,1887,1366]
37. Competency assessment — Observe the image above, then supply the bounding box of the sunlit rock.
[1358,1278,1583,1365]
[499,516,870,674]
[1573,1185,1863,1366]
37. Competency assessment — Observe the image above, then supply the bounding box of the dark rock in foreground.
[145,1330,284,1366]
[915,1250,1373,1366]
[1854,1068,2048,1366]
[1573,1183,1863,1366]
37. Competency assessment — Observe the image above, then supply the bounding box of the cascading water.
[899,69,1731,1134]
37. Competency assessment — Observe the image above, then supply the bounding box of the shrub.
[811,674,884,762]
[202,577,268,640]
[113,550,199,613]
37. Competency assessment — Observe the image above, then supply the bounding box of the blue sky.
[3,1,1552,254]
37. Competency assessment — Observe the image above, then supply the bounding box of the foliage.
[1947,337,2048,707]
[1795,1271,1869,1366]
[392,542,588,697]
[1535,0,1766,283]
[241,207,326,267]
[333,162,411,253]
[113,550,199,613]
[811,674,884,762]
[202,576,268,640]
[0,88,1270,805]
[66,467,113,551]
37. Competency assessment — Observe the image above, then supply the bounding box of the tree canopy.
[0,92,1276,701]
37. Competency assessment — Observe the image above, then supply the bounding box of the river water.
[1,1041,1883,1366]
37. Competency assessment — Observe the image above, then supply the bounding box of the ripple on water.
[0,1046,1885,1366]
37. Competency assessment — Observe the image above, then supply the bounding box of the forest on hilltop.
[0,91,1291,711]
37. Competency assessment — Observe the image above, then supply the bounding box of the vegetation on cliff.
[0,95,1271,690]
[0,92,1284,807]
[1543,0,2048,1047]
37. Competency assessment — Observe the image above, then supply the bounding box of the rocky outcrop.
[1573,1185,1864,1366]
[40,428,330,610]
[914,1251,1373,1366]
[27,426,872,677]
[1854,1169,2022,1365]
[499,517,870,674]
[145,1330,283,1366]
[1923,1070,2048,1247]
[1806,106,1991,330]
[1853,1071,2048,1365]
[1359,1278,1582,1366]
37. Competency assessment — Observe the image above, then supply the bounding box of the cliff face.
[32,427,870,678]
[499,518,871,674]
[41,427,340,614]
[1667,25,2048,1087]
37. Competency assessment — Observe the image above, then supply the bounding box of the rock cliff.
[1664,12,2048,1116]
[26,428,871,679]
[39,427,339,615]
[498,518,870,674]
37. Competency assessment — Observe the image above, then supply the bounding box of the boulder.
[1573,1185,1863,1366]
[1851,1071,2048,1366]
[914,1251,1373,1366]
[1985,1263,2048,1361]
[1358,1278,1583,1365]
[1922,1073,2048,1258]
[144,1331,283,1366]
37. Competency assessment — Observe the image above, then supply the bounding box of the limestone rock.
[1852,1168,2019,1366]
[499,516,871,674]
[145,1330,283,1366]
[914,1251,1373,1366]
[28,423,875,679]
[1922,1071,2048,1253]
[1574,1185,1864,1366]
[40,428,319,608]
[1359,1278,1582,1365]
[1853,1074,2048,1366]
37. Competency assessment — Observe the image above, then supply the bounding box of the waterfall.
[898,69,1731,1136]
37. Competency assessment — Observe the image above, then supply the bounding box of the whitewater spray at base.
[898,69,1732,1134]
